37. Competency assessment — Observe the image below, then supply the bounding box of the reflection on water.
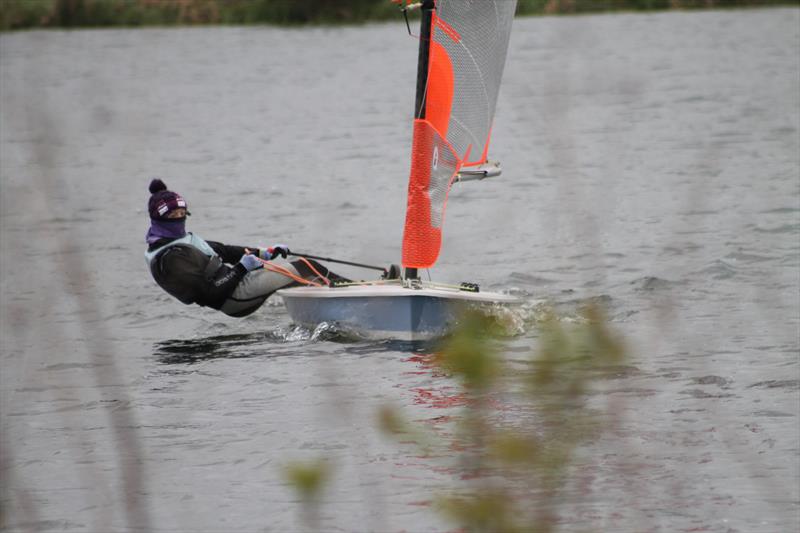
[154,332,276,364]
[153,324,362,364]
[153,326,453,366]
[343,339,440,356]
[401,351,461,416]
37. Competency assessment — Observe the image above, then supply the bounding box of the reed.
[284,305,632,531]
[387,305,630,531]
[282,459,332,530]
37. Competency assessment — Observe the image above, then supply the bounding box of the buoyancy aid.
[145,233,243,309]
[144,233,216,263]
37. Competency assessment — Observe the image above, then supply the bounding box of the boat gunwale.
[277,281,520,303]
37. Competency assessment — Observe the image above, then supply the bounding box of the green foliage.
[381,303,629,532]
[0,0,53,30]
[2,0,797,31]
[434,310,503,392]
[282,458,332,530]
[436,491,523,533]
[0,0,407,30]
[530,305,625,407]
[282,459,331,500]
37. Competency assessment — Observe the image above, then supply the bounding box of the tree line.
[1,0,795,31]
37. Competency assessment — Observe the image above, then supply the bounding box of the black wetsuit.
[147,237,254,310]
[146,236,346,317]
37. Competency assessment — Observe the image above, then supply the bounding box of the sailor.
[144,179,345,317]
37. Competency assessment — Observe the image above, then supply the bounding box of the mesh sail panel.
[434,0,517,165]
[402,120,460,268]
[402,0,517,268]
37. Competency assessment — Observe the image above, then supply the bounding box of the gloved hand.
[259,244,289,260]
[239,253,263,272]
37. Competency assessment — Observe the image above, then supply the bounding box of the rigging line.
[416,77,430,121]
[258,258,324,287]
[297,257,331,287]
[398,0,422,37]
[289,252,387,273]
[402,5,417,36]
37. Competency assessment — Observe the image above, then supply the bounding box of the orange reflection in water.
[402,352,468,410]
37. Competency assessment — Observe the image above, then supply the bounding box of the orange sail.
[401,0,517,269]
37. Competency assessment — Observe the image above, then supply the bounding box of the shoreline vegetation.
[1,0,797,31]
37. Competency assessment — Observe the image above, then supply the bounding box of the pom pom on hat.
[149,178,167,194]
[147,178,189,220]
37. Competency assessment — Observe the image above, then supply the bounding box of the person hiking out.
[144,179,347,317]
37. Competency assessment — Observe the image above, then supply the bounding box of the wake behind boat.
[279,0,519,340]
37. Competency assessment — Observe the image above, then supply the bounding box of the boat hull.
[278,284,518,341]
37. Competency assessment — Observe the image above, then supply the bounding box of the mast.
[414,0,436,120]
[405,0,435,281]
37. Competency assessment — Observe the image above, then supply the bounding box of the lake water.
[1,7,798,532]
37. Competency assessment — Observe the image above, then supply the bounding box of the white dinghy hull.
[278,283,518,341]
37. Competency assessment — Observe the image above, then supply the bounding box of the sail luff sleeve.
[414,0,436,120]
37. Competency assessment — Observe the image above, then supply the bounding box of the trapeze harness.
[145,233,340,318]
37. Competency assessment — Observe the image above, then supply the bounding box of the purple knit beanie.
[147,179,189,220]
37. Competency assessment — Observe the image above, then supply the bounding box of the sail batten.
[401,0,517,270]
